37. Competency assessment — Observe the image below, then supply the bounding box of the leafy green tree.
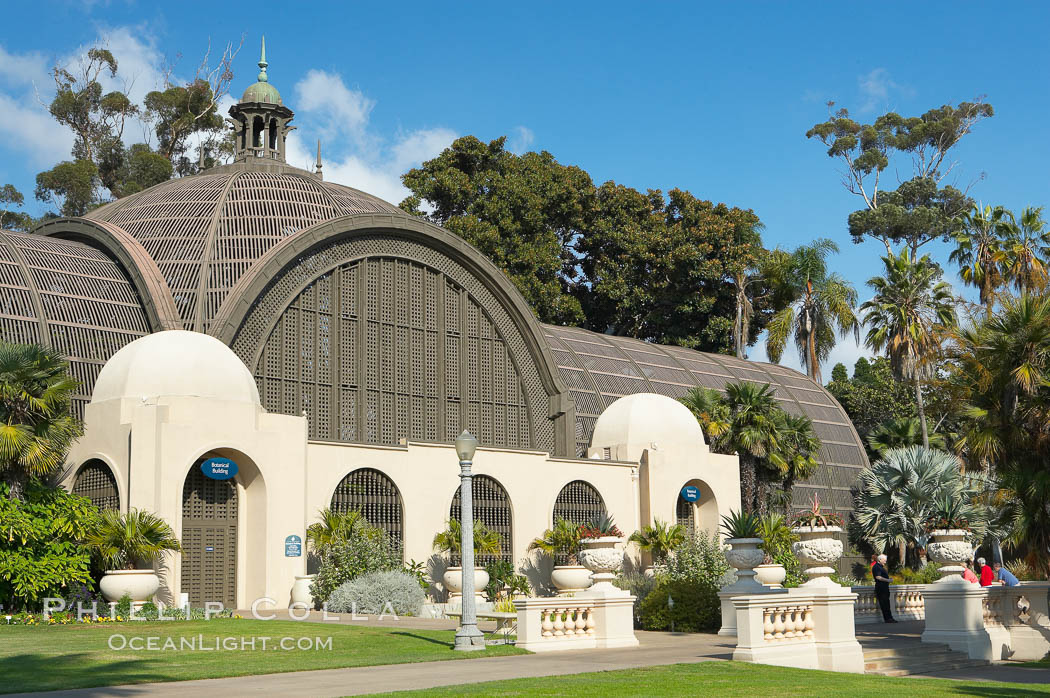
[0,185,32,232]
[401,135,594,324]
[765,238,859,382]
[1002,206,1049,294]
[861,249,956,448]
[0,480,100,610]
[826,357,916,446]
[143,79,226,174]
[854,446,985,569]
[0,344,82,501]
[949,204,1010,315]
[85,509,180,570]
[34,160,100,216]
[807,101,992,255]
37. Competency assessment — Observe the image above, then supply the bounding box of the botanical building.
[2,48,867,607]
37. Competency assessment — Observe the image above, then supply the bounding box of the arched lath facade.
[552,480,605,526]
[449,475,512,565]
[72,459,120,511]
[331,468,404,549]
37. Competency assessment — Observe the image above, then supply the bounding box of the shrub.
[638,577,720,632]
[665,532,730,585]
[614,572,657,625]
[891,563,942,585]
[484,560,530,601]
[1006,560,1044,582]
[311,526,400,606]
[326,570,425,616]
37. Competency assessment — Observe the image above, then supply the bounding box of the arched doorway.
[181,459,238,607]
[331,468,404,552]
[676,479,719,538]
[450,475,512,565]
[72,459,120,511]
[553,480,605,526]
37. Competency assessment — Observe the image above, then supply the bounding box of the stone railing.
[515,593,637,652]
[923,580,1050,662]
[852,584,927,624]
[733,585,864,673]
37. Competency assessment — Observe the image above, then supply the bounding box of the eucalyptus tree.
[949,204,1010,315]
[764,238,859,383]
[1002,206,1049,294]
[861,250,956,448]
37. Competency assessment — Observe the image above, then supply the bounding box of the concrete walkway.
[11,630,733,698]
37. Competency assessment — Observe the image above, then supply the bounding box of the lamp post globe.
[453,429,485,651]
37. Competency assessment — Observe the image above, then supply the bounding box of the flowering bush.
[326,570,425,616]
[579,513,623,539]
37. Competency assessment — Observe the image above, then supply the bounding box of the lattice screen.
[552,480,605,526]
[449,475,512,566]
[676,496,696,539]
[330,468,403,551]
[71,460,119,511]
[181,465,238,607]
[252,255,534,449]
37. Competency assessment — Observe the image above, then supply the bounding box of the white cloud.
[857,68,913,113]
[294,70,376,153]
[507,126,534,154]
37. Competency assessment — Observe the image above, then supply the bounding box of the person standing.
[993,562,1020,586]
[872,554,896,623]
[977,557,995,586]
[962,560,979,584]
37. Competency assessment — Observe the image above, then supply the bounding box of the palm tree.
[770,411,821,505]
[765,238,858,383]
[628,518,686,566]
[854,446,983,569]
[720,382,781,513]
[679,386,729,447]
[949,203,1009,315]
[529,517,583,565]
[728,220,766,359]
[433,518,502,564]
[0,343,81,500]
[86,508,181,570]
[860,249,956,448]
[994,460,1050,577]
[1002,206,1049,294]
[867,417,946,456]
[306,508,367,558]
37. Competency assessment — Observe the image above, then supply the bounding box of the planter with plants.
[433,519,501,600]
[86,509,181,603]
[720,510,766,592]
[529,518,590,594]
[924,497,974,580]
[628,519,686,578]
[790,496,845,587]
[578,513,625,594]
[755,513,796,588]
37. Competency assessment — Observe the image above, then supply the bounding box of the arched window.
[252,116,265,148]
[331,468,403,551]
[450,475,511,565]
[72,460,119,511]
[268,118,278,150]
[676,494,696,538]
[552,480,605,526]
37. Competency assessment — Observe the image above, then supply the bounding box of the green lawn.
[382,661,1050,697]
[0,619,526,694]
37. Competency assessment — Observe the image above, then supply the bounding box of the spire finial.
[257,35,268,83]
[315,140,323,179]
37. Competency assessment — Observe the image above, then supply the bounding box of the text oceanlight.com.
[107,635,333,651]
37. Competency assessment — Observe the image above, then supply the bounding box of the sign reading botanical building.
[201,457,238,480]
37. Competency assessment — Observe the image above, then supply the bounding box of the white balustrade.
[515,593,637,652]
[851,584,926,624]
[761,603,815,643]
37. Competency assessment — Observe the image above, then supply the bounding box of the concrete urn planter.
[100,570,160,603]
[724,537,766,591]
[290,574,316,607]
[442,566,489,600]
[578,536,624,594]
[927,529,971,578]
[754,562,787,588]
[791,526,843,587]
[550,565,592,594]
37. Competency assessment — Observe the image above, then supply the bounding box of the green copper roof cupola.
[240,36,282,105]
[227,37,296,167]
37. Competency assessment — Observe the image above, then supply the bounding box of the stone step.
[864,652,975,671]
[862,643,949,660]
[872,658,991,677]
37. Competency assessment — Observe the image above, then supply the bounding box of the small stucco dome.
[91,330,260,405]
[590,393,705,458]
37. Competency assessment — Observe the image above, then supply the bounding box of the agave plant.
[628,519,686,565]
[529,517,583,565]
[720,509,761,539]
[579,512,623,539]
[791,493,844,528]
[85,509,181,570]
[433,519,502,561]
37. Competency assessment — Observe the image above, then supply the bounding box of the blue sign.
[285,535,302,557]
[680,486,700,502]
[201,457,238,480]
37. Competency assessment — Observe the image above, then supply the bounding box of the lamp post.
[453,429,485,651]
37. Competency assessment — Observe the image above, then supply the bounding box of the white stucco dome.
[91,330,261,405]
[590,393,705,459]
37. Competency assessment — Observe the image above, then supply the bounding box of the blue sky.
[1,1,1047,375]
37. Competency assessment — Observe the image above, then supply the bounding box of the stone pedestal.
[922,575,995,659]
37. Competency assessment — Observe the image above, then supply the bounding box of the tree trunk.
[898,539,907,572]
[3,470,24,501]
[734,287,744,359]
[739,456,758,514]
[914,376,929,449]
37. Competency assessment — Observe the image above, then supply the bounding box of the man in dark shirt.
[872,554,896,623]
